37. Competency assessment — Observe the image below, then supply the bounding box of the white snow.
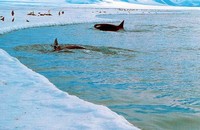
[0,7,107,35]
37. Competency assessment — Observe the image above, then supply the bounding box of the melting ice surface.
[1,10,200,130]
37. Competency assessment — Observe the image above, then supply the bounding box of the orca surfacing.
[94,20,124,31]
[53,38,85,51]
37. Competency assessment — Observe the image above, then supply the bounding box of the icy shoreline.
[1,1,200,129]
[0,7,105,35]
[0,49,139,130]
[1,1,199,35]
[0,3,141,130]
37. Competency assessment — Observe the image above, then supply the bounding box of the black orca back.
[94,24,114,31]
[94,20,124,31]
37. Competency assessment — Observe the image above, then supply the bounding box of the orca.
[53,38,85,51]
[94,20,124,31]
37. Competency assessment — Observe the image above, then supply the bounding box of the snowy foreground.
[0,49,139,130]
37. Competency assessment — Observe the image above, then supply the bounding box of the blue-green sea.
[1,10,200,130]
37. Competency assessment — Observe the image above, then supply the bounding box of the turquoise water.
[1,10,200,130]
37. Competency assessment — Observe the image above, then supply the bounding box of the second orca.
[94,20,124,32]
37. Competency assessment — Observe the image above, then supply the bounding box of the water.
[1,10,200,130]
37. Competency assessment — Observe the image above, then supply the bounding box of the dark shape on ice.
[11,10,15,16]
[0,16,4,21]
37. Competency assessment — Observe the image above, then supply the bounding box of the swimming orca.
[53,38,85,51]
[94,20,124,31]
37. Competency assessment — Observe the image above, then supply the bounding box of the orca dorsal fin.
[118,20,124,29]
[54,38,59,46]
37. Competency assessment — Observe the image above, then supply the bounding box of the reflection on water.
[1,10,200,130]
